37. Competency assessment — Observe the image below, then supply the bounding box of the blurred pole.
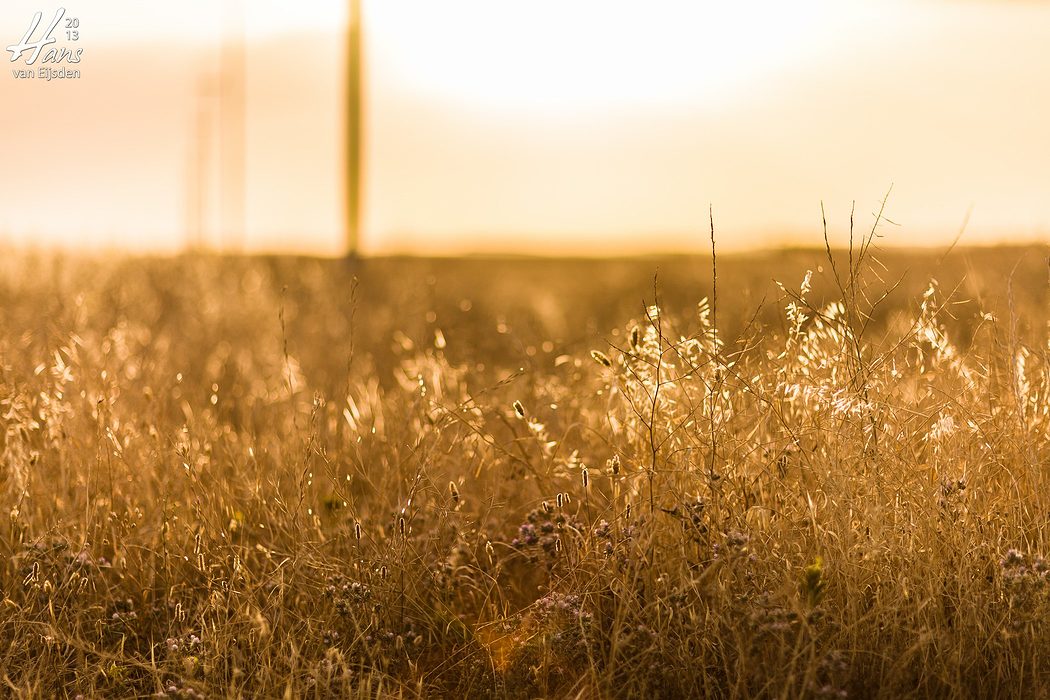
[187,74,214,252]
[346,0,363,257]
[220,0,246,253]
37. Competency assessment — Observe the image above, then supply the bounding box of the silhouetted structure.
[187,74,215,251]
[220,0,246,252]
[346,0,363,257]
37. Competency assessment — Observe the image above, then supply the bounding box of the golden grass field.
[1,245,1049,698]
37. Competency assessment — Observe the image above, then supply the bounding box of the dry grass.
[0,245,1048,698]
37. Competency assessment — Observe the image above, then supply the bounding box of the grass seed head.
[590,350,612,367]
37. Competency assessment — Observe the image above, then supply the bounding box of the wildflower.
[725,530,750,552]
[1002,549,1025,570]
[449,481,460,503]
[593,520,611,539]
[513,400,526,419]
[536,592,587,621]
[800,556,825,608]
[1034,556,1050,575]
[513,523,539,547]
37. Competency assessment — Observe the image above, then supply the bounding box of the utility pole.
[346,0,363,257]
[220,0,246,252]
[187,73,215,252]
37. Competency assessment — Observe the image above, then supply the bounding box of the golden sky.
[1,0,1048,255]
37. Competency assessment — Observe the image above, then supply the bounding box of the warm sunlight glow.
[1,0,1049,254]
[3,3,1050,695]
[368,0,902,112]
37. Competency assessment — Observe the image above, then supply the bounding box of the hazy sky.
[1,0,1048,255]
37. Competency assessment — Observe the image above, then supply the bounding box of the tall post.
[346,0,363,257]
[187,74,214,252]
[220,0,246,252]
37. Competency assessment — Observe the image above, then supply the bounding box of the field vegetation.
[0,243,1049,697]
